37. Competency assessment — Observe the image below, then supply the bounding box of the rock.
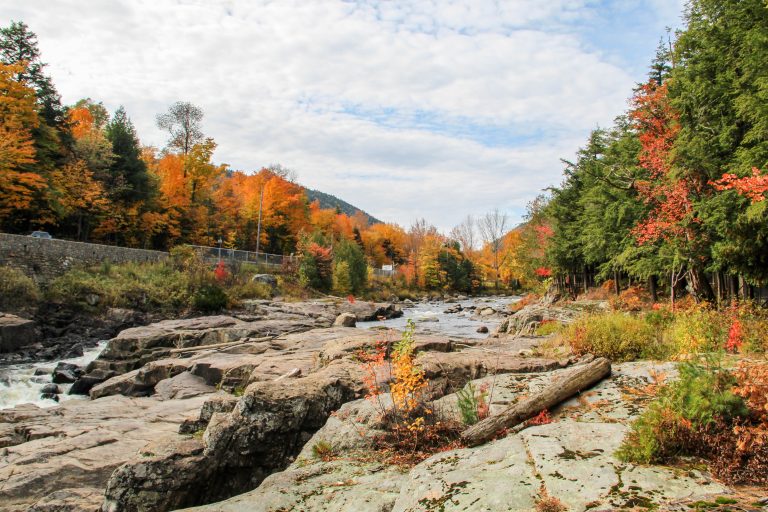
[52,362,83,384]
[155,373,217,400]
[495,301,587,337]
[476,325,489,333]
[332,312,356,327]
[251,274,278,288]
[40,383,60,395]
[69,368,116,395]
[479,307,495,316]
[0,313,37,353]
[0,393,216,511]
[39,393,59,402]
[28,487,104,512]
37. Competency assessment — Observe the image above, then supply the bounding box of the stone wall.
[0,233,168,284]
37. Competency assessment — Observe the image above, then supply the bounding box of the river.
[357,295,519,338]
[0,295,519,410]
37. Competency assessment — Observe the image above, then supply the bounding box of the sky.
[1,0,686,232]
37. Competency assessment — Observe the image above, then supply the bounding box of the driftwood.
[460,357,612,447]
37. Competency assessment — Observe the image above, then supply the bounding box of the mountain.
[304,188,382,225]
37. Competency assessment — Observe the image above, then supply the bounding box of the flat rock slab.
[392,435,538,511]
[182,459,406,512]
[520,420,728,511]
[0,392,217,511]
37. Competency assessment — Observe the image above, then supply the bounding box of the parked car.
[30,231,53,239]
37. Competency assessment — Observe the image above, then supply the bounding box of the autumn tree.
[49,159,109,239]
[0,61,45,228]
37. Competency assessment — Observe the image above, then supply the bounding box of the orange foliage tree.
[0,62,46,226]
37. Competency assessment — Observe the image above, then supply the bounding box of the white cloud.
[1,0,681,231]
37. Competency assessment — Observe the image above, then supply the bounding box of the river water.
[0,296,519,410]
[358,295,519,338]
[0,341,106,410]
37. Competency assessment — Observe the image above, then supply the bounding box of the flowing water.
[357,295,520,338]
[0,341,107,410]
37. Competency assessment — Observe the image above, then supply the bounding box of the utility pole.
[255,185,264,256]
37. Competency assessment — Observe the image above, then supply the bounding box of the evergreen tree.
[0,21,66,128]
[105,107,151,203]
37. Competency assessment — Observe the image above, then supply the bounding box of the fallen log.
[460,356,611,447]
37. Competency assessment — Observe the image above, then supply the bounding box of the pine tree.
[105,107,151,203]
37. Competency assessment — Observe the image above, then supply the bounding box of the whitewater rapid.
[0,341,107,410]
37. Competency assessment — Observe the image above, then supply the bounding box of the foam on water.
[0,341,107,410]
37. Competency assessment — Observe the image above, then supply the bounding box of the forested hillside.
[304,188,381,225]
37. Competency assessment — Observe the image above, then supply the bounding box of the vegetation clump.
[0,266,40,311]
[356,320,464,465]
[617,357,768,485]
[456,382,489,426]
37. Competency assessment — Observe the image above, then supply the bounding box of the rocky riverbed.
[0,296,753,511]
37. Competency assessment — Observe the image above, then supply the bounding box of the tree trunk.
[648,275,658,303]
[613,270,620,295]
[460,357,612,447]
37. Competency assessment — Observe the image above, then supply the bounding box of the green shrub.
[297,233,333,292]
[310,440,336,461]
[169,244,200,270]
[456,382,488,426]
[0,266,40,310]
[534,320,564,337]
[192,284,228,312]
[560,312,664,362]
[47,262,191,313]
[332,260,352,295]
[616,357,748,464]
[332,238,367,294]
[227,281,272,302]
[663,309,727,355]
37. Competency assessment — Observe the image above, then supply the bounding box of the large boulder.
[52,362,83,384]
[250,274,277,288]
[332,313,356,327]
[0,313,36,353]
